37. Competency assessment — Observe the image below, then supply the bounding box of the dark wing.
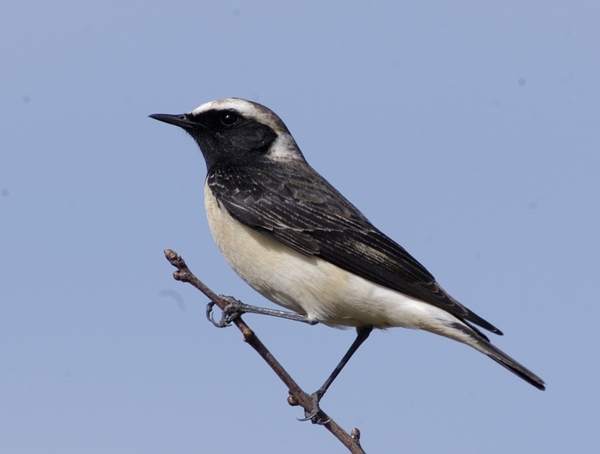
[208,161,502,335]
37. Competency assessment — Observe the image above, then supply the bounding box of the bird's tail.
[449,321,546,390]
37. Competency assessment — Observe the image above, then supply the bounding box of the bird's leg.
[300,325,373,424]
[206,296,318,328]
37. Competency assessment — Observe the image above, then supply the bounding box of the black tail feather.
[481,340,546,390]
[451,321,545,390]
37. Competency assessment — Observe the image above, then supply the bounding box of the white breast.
[203,182,468,337]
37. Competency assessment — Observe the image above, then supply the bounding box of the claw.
[296,392,330,425]
[206,296,247,328]
[206,301,228,327]
[205,302,236,328]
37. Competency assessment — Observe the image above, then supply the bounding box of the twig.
[164,249,366,454]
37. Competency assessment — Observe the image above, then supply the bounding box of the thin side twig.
[164,249,365,454]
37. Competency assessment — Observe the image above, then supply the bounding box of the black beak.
[149,113,195,130]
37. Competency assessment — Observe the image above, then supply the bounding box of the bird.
[150,97,545,416]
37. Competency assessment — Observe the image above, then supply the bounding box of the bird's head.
[150,98,305,171]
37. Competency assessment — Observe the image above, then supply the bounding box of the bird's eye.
[220,112,240,126]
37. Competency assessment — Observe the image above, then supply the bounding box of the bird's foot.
[207,297,316,327]
[296,390,330,425]
[206,296,246,328]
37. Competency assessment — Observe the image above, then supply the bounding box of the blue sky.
[2,1,599,453]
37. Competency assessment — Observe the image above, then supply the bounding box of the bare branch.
[164,249,366,454]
